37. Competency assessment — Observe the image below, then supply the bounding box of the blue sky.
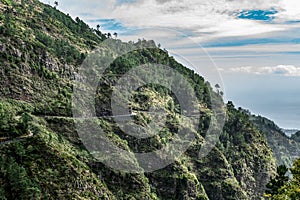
[236,9,278,21]
[41,0,300,129]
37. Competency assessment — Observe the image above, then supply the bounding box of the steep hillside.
[291,131,300,142]
[0,0,277,199]
[251,115,300,168]
[219,104,276,198]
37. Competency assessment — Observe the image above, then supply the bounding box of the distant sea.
[223,74,300,130]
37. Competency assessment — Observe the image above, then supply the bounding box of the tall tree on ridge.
[113,32,118,38]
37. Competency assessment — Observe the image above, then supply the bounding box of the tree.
[18,112,32,134]
[265,165,289,196]
[291,159,300,180]
[54,1,58,8]
[107,32,111,38]
[0,157,41,199]
[214,83,224,97]
[96,24,100,31]
[264,159,300,199]
[113,32,118,38]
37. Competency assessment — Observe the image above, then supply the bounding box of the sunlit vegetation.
[265,159,300,199]
[0,0,282,199]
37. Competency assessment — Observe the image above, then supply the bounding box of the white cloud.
[38,0,300,43]
[106,0,300,40]
[228,65,300,76]
[205,43,300,53]
[276,0,300,21]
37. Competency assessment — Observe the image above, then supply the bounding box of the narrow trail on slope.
[0,131,33,145]
[0,110,199,146]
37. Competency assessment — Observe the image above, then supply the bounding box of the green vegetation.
[291,131,300,142]
[0,100,33,137]
[251,114,300,168]
[219,102,276,198]
[0,117,115,199]
[0,155,41,199]
[0,0,281,199]
[265,159,300,199]
[265,165,289,196]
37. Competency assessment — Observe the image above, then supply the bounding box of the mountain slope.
[0,0,277,199]
[251,115,300,168]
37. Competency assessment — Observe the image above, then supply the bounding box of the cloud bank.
[228,65,300,76]
[107,0,300,40]
[40,0,300,42]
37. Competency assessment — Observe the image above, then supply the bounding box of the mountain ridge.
[0,0,284,199]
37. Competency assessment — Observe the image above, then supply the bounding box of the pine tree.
[265,165,289,196]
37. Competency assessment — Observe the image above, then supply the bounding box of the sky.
[41,0,300,129]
